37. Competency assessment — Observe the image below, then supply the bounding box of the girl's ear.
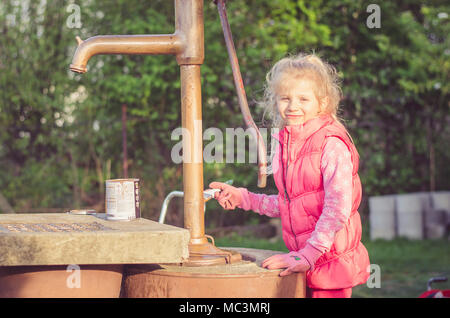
[319,96,329,114]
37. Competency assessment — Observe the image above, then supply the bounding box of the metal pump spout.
[70,34,184,74]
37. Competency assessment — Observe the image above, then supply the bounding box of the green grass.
[354,238,450,298]
[215,234,450,298]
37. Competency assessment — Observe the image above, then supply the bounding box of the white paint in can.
[105,179,140,221]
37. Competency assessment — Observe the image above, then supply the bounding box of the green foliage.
[0,1,448,225]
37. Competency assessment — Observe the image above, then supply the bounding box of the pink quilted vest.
[272,115,370,289]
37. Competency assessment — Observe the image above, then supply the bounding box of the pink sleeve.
[300,137,353,265]
[237,188,280,218]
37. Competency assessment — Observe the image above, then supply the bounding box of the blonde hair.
[260,53,343,128]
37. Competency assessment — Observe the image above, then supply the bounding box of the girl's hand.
[261,252,311,276]
[209,182,243,210]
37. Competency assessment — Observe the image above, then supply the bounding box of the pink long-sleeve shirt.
[239,137,353,268]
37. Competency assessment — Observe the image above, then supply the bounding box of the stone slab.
[369,195,396,240]
[396,193,426,239]
[0,213,190,266]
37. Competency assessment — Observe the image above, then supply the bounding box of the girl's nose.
[288,99,301,111]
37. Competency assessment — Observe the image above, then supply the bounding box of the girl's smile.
[276,75,324,126]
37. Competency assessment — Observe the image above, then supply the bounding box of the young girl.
[210,53,370,298]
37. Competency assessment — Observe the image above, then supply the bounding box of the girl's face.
[275,74,324,126]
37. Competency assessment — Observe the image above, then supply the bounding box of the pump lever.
[215,0,267,188]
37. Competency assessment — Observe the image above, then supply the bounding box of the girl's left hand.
[261,252,311,276]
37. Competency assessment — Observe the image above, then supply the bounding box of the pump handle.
[215,0,267,188]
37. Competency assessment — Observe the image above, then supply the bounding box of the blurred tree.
[318,0,449,198]
[0,1,81,209]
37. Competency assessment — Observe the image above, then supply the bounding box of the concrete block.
[430,191,450,212]
[424,210,447,239]
[426,191,450,239]
[396,193,427,240]
[369,195,396,240]
[0,213,190,266]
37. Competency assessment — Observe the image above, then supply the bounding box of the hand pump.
[69,0,266,266]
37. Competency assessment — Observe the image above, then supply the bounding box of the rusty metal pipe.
[70,34,184,73]
[180,65,204,242]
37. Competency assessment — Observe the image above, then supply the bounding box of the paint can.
[105,179,140,221]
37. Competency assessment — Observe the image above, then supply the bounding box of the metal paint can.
[105,179,140,221]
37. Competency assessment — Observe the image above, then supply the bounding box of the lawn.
[215,234,450,298]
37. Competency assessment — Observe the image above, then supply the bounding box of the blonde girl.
[210,53,370,298]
